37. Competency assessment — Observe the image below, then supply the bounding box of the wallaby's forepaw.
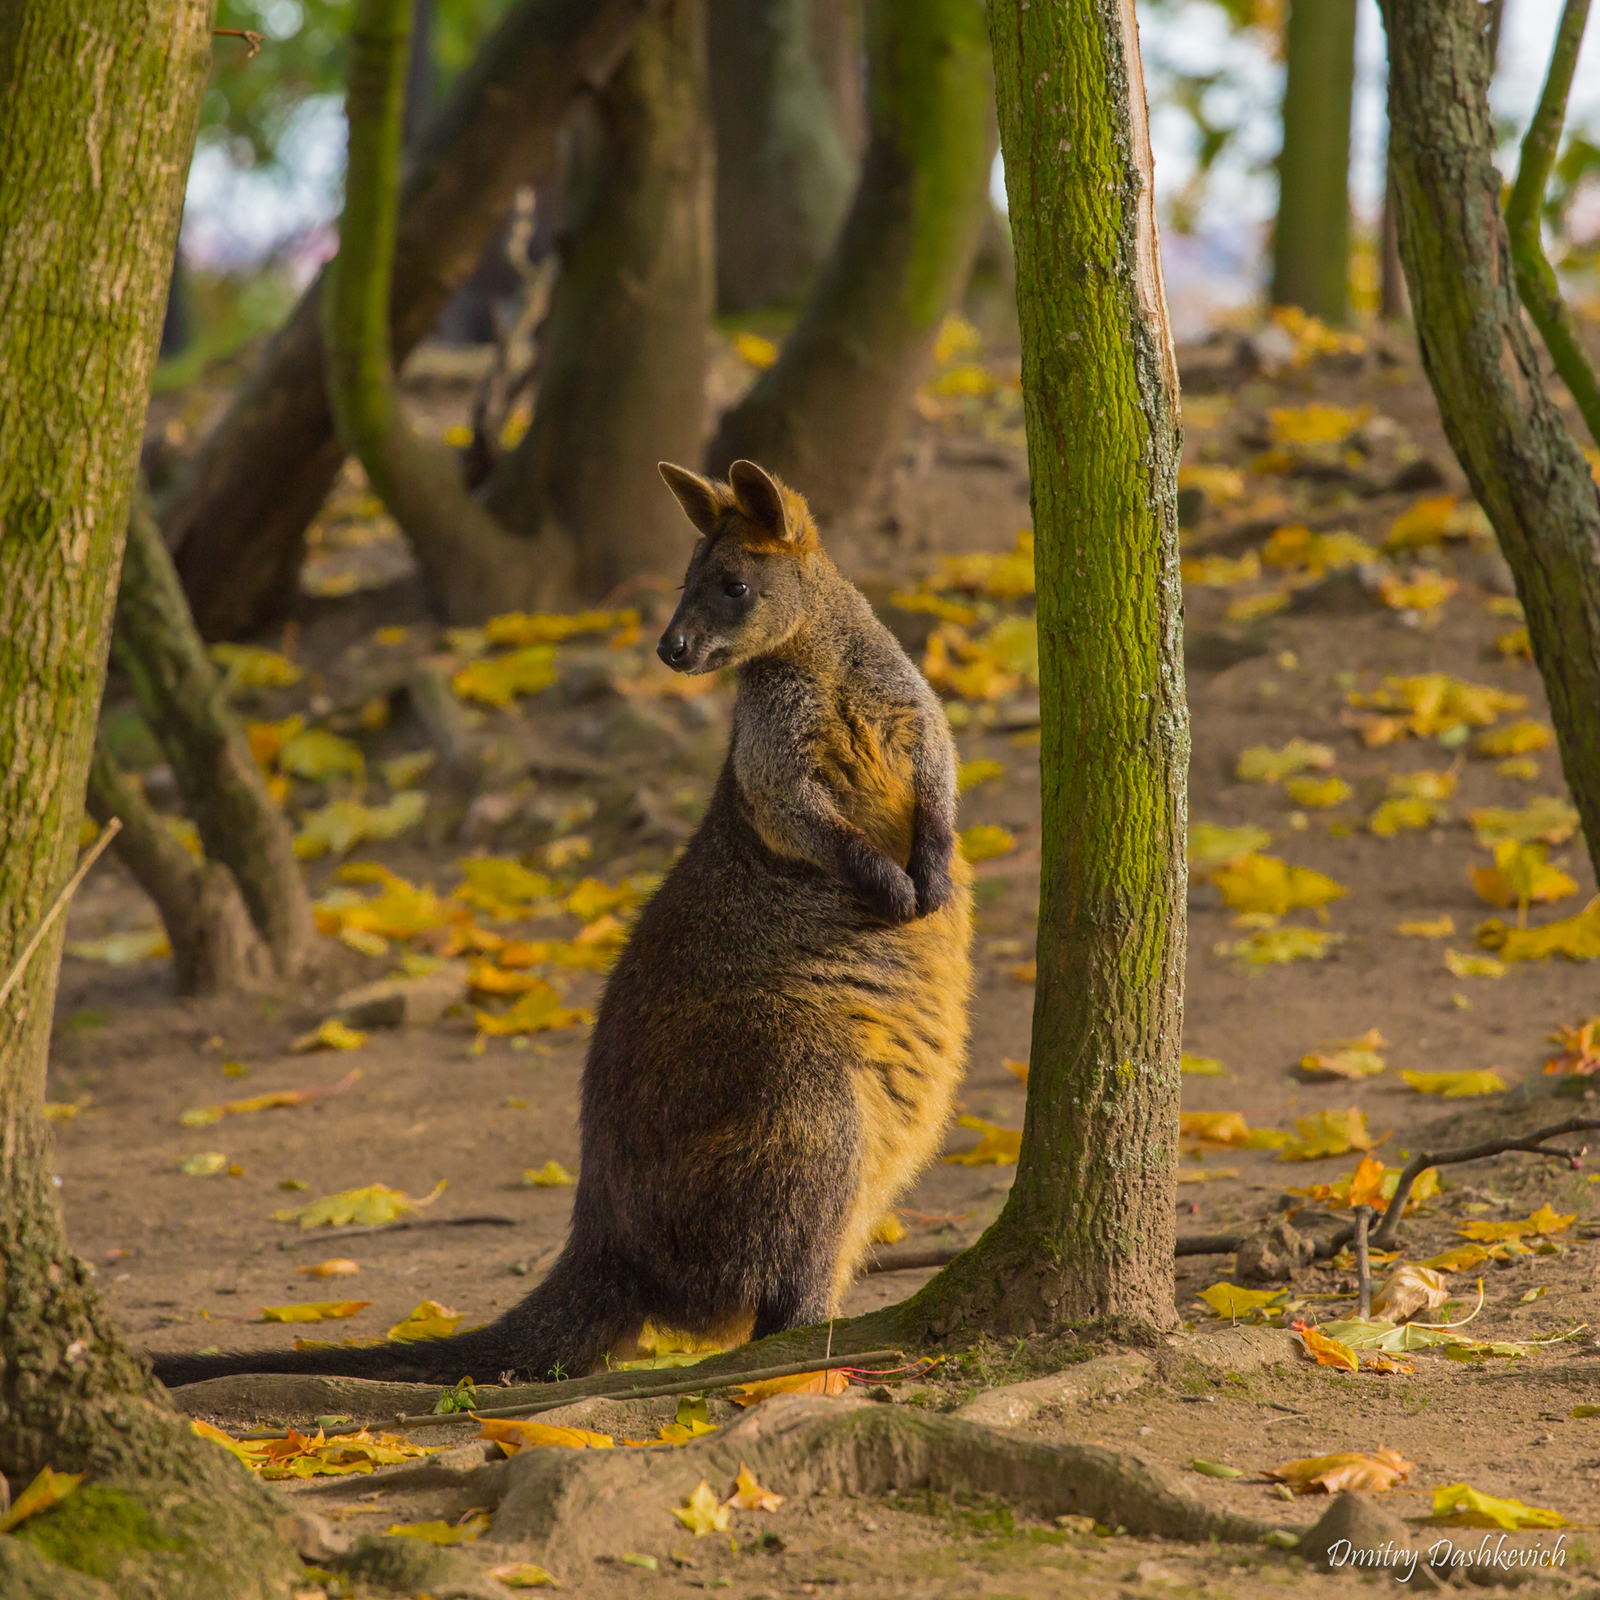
[841,836,918,924]
[908,831,955,917]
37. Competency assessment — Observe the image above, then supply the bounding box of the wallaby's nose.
[658,632,689,666]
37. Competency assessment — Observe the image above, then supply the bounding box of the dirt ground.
[42,317,1600,1594]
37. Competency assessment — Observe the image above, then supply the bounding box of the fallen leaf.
[1467,796,1581,847]
[297,1258,361,1279]
[1378,571,1457,613]
[1399,1069,1506,1098]
[1472,841,1579,911]
[386,1513,492,1544]
[1260,524,1374,576]
[870,1211,907,1245]
[1368,797,1446,837]
[1385,494,1459,552]
[1213,853,1346,917]
[524,1160,576,1187]
[65,929,171,965]
[191,1418,434,1478]
[388,1299,462,1342]
[1478,897,1600,963]
[1236,739,1336,784]
[1283,775,1352,808]
[1180,1111,1292,1150]
[1287,1156,1439,1213]
[1300,1030,1386,1079]
[1190,1459,1247,1479]
[1189,822,1273,872]
[673,1480,731,1536]
[380,750,435,790]
[1417,1244,1492,1273]
[208,643,303,689]
[956,758,1004,792]
[1396,915,1454,938]
[290,1019,368,1054]
[1475,720,1553,758]
[484,608,638,648]
[183,1067,361,1125]
[489,1563,559,1588]
[1198,1283,1287,1320]
[293,793,426,859]
[1226,591,1291,622]
[1444,948,1506,979]
[958,823,1015,863]
[180,1152,228,1177]
[946,1115,1021,1165]
[260,1301,371,1323]
[1219,927,1336,965]
[730,1369,850,1406]
[728,1461,785,1511]
[455,856,554,914]
[1267,1449,1413,1494]
[279,728,364,783]
[1426,1483,1567,1530]
[1291,1320,1359,1372]
[1266,405,1368,447]
[1182,552,1261,586]
[0,1466,84,1532]
[1370,1265,1451,1322]
[476,1419,614,1456]
[1347,674,1526,740]
[1008,960,1037,983]
[1459,1204,1574,1243]
[475,983,594,1037]
[926,530,1035,598]
[451,645,557,707]
[42,1097,90,1122]
[1277,1107,1372,1162]
[618,1553,659,1570]
[1180,1052,1226,1077]
[1544,1019,1600,1075]
[272,1180,446,1229]
[1362,1354,1415,1375]
[1497,756,1542,780]
[1176,1167,1238,1183]
[566,876,648,922]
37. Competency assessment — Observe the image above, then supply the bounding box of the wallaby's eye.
[724,580,749,599]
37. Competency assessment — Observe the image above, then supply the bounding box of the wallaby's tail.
[149,1242,636,1390]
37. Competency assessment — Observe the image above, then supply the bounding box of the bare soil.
[44,323,1600,1593]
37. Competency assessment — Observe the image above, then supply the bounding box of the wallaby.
[151,460,973,1390]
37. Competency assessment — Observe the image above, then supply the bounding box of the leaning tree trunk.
[1381,0,1600,883]
[1271,0,1357,322]
[479,0,714,606]
[907,0,1187,1339]
[163,0,667,640]
[112,485,317,973]
[704,0,993,520]
[707,0,857,313]
[0,4,301,1592]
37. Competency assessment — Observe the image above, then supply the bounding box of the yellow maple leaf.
[65,929,171,965]
[273,1180,446,1229]
[1267,1449,1413,1494]
[730,1369,850,1406]
[956,758,1004,792]
[1287,1156,1438,1213]
[1368,796,1446,837]
[1445,948,1506,978]
[1400,1069,1506,1098]
[387,1513,492,1544]
[260,1300,371,1323]
[673,1480,731,1536]
[1182,551,1261,587]
[455,855,553,912]
[0,1466,84,1532]
[290,1019,367,1053]
[489,1562,559,1588]
[1226,591,1291,622]
[946,1115,1021,1165]
[208,643,303,690]
[1180,1052,1226,1077]
[1385,494,1459,552]
[1278,1107,1371,1162]
[278,728,364,783]
[1378,571,1457,612]
[388,1299,462,1342]
[1467,796,1580,847]
[1236,738,1336,783]
[1475,720,1552,758]
[729,1462,785,1511]
[1416,1243,1491,1272]
[1396,915,1454,938]
[293,793,426,859]
[1497,756,1542,780]
[1459,1204,1574,1243]
[474,982,594,1037]
[476,1419,614,1456]
[1471,840,1579,911]
[451,645,558,707]
[523,1160,576,1187]
[1300,1043,1386,1079]
[1220,926,1336,965]
[1283,775,1351,808]
[484,608,638,647]
[1267,404,1368,446]
[1477,897,1600,962]
[1370,1265,1451,1322]
[1212,853,1345,916]
[1197,1282,1287,1319]
[180,1152,228,1176]
[958,823,1015,863]
[933,312,983,363]
[1177,462,1246,501]
[1391,768,1458,801]
[1426,1484,1567,1530]
[1179,1111,1291,1149]
[566,876,644,921]
[927,531,1035,598]
[1189,822,1272,874]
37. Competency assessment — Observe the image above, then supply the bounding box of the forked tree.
[0,4,301,1592]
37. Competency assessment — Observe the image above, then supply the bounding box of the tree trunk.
[0,4,301,1590]
[1271,0,1357,323]
[1378,164,1408,322]
[163,0,666,641]
[114,487,316,973]
[1381,0,1600,884]
[707,0,857,313]
[479,0,714,605]
[85,741,271,997]
[907,0,1187,1339]
[810,0,866,155]
[704,0,994,520]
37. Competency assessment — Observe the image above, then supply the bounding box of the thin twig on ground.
[1352,1204,1374,1319]
[276,1214,517,1250]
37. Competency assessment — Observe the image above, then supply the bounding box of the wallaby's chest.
[813,692,919,863]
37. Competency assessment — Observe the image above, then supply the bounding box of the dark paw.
[841,836,917,923]
[908,832,956,917]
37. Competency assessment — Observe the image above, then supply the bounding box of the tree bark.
[704,0,994,520]
[116,487,316,972]
[1505,0,1600,450]
[0,3,301,1590]
[907,0,1187,1339]
[707,0,857,313]
[85,741,271,997]
[1271,0,1357,323]
[479,0,715,605]
[1381,0,1600,884]
[163,0,666,641]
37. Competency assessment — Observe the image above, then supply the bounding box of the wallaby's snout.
[657,626,691,670]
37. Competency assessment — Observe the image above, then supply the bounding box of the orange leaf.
[1267,1449,1413,1494]
[475,1419,614,1455]
[1291,1319,1358,1372]
[729,1369,850,1407]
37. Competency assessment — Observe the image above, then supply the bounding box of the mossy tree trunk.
[162,0,667,640]
[0,4,301,1593]
[907,0,1187,1340]
[1381,0,1600,883]
[1271,0,1357,323]
[704,0,993,520]
[479,0,714,605]
[707,0,858,313]
[111,486,315,973]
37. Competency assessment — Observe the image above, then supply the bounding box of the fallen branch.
[0,817,121,1012]
[276,1214,517,1250]
[865,1246,966,1274]
[1352,1205,1374,1319]
[1175,1233,1244,1257]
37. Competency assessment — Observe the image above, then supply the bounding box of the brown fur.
[150,461,972,1390]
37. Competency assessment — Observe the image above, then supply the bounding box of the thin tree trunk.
[707,0,857,313]
[85,741,271,996]
[907,0,1186,1339]
[325,0,548,623]
[1380,0,1600,884]
[162,0,666,640]
[1271,0,1357,322]
[0,4,301,1588]
[479,0,714,605]
[704,0,994,520]
[1378,164,1408,322]
[114,486,316,972]
[810,0,866,155]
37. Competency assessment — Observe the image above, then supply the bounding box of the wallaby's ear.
[658,462,724,536]
[727,459,791,543]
